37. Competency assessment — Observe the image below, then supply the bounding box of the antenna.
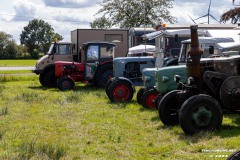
[192,0,220,24]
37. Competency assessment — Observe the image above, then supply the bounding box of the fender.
[41,64,55,74]
[112,76,136,92]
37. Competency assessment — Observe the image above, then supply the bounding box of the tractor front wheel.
[108,80,133,102]
[179,94,223,135]
[39,69,57,87]
[158,90,181,126]
[142,89,159,109]
[57,77,75,91]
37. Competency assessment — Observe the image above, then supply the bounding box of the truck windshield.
[178,43,190,63]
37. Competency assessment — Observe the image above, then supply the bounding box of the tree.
[220,7,240,24]
[0,31,18,59]
[20,19,63,58]
[91,0,176,29]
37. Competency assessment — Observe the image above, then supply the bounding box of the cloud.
[43,0,99,8]
[13,0,38,21]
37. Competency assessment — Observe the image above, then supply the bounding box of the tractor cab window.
[179,43,190,63]
[87,45,99,60]
[51,44,71,55]
[100,45,114,58]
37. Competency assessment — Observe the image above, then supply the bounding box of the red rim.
[146,93,158,109]
[113,83,130,101]
[62,81,70,88]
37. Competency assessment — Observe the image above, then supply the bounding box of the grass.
[0,77,240,159]
[0,60,36,67]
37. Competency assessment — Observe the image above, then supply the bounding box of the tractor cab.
[55,42,116,90]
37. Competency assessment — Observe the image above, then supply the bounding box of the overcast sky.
[0,0,237,44]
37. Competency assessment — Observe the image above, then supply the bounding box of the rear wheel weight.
[179,94,223,135]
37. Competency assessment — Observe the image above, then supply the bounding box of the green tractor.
[158,25,240,135]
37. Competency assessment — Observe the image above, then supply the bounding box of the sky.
[0,0,237,44]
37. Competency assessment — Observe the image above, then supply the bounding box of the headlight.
[187,77,195,85]
[174,75,181,83]
[162,76,169,82]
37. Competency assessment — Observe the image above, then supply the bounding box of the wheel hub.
[192,106,212,127]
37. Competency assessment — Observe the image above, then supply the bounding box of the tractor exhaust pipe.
[187,25,203,93]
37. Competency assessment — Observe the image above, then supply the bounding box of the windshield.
[47,44,54,54]
[178,43,190,63]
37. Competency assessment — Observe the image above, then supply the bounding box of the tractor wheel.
[136,88,145,105]
[105,78,115,98]
[57,77,75,91]
[158,90,181,126]
[40,69,57,87]
[95,63,113,88]
[179,94,223,135]
[108,80,133,102]
[227,150,240,160]
[142,89,159,109]
[155,93,164,110]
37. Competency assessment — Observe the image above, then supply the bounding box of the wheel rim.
[113,83,130,101]
[62,81,70,88]
[146,93,158,109]
[192,106,212,127]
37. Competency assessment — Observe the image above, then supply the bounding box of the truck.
[32,29,128,87]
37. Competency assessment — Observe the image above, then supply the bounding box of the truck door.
[85,45,100,80]
[50,43,73,62]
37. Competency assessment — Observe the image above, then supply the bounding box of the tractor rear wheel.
[142,89,159,109]
[158,90,181,126]
[136,88,145,105]
[108,80,133,102]
[95,63,113,88]
[57,77,75,91]
[179,94,223,135]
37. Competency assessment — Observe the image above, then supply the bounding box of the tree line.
[0,0,239,59]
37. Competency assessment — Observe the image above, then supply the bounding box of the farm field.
[0,60,36,67]
[0,75,240,159]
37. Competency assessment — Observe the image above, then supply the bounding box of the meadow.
[0,62,240,159]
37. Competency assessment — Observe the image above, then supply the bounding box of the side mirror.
[174,34,179,42]
[209,45,214,54]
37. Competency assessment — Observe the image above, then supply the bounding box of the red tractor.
[55,42,116,90]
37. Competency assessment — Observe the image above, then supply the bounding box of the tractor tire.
[179,94,223,135]
[158,90,181,126]
[155,93,164,110]
[108,80,133,102]
[105,78,115,98]
[95,63,113,88]
[40,69,57,87]
[142,89,159,109]
[57,77,75,91]
[227,150,240,160]
[136,88,145,105]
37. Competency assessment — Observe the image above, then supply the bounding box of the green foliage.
[92,0,176,28]
[20,19,63,58]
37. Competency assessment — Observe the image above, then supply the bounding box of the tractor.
[105,26,208,102]
[55,42,115,90]
[139,36,236,109]
[158,25,240,135]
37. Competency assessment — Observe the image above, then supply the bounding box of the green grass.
[0,70,33,74]
[0,78,240,159]
[0,60,36,66]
